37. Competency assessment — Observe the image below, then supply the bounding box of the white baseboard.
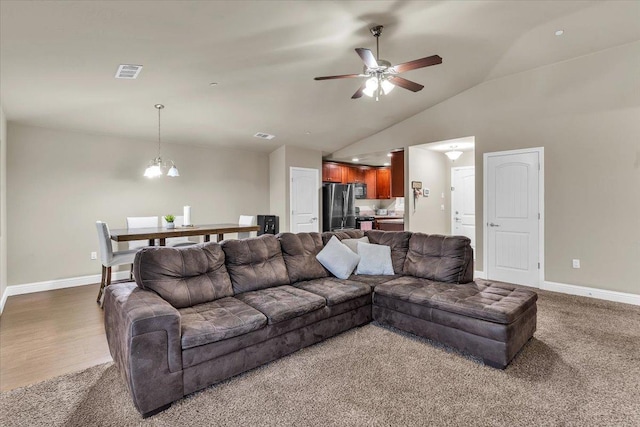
[0,270,131,314]
[474,270,486,279]
[542,281,639,306]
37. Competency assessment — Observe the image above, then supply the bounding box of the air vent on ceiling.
[115,64,143,79]
[253,132,275,140]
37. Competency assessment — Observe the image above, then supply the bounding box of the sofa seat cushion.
[294,278,371,306]
[375,277,537,324]
[347,274,401,288]
[235,285,326,324]
[179,297,268,349]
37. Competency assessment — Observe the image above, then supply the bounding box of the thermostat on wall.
[423,188,430,197]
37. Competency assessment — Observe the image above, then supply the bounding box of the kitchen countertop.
[376,218,404,224]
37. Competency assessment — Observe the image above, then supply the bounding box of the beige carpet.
[2,289,639,426]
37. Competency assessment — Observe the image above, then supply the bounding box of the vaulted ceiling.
[1,1,638,154]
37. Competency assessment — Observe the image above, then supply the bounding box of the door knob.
[488,222,500,227]
[310,217,318,222]
[454,217,461,221]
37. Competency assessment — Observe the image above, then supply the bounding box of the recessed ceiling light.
[352,158,359,162]
[555,30,564,36]
[383,162,390,166]
[305,131,311,135]
[387,153,392,157]
[209,82,218,86]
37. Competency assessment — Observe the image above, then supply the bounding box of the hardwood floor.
[0,284,112,391]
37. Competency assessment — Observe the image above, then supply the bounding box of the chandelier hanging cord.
[155,104,164,159]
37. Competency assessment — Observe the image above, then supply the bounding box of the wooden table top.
[109,223,260,242]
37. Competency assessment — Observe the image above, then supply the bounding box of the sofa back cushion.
[403,233,474,283]
[365,230,412,274]
[133,242,233,309]
[277,232,329,282]
[321,229,365,245]
[221,234,290,294]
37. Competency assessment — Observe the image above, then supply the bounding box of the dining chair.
[95,221,138,306]
[126,216,159,249]
[238,215,256,239]
[161,215,198,247]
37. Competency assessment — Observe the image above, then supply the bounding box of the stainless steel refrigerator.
[323,183,356,231]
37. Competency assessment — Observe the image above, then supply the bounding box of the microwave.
[354,183,367,199]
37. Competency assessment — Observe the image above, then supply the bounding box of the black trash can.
[257,215,279,235]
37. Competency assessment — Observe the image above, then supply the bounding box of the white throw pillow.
[316,236,360,279]
[355,242,395,276]
[341,236,370,254]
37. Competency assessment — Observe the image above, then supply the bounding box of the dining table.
[109,223,261,246]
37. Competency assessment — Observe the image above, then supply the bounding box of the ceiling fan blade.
[355,48,378,69]
[388,76,424,92]
[393,55,442,73]
[314,74,363,81]
[351,82,367,99]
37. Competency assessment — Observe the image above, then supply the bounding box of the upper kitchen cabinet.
[376,167,391,199]
[364,167,377,199]
[346,166,365,183]
[322,162,345,183]
[390,150,405,197]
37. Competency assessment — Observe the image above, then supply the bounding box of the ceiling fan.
[314,25,442,100]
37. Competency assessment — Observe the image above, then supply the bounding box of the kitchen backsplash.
[356,197,405,216]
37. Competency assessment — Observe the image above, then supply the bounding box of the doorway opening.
[406,137,475,252]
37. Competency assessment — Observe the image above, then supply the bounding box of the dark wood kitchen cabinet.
[390,150,405,197]
[364,168,377,199]
[345,166,365,183]
[322,162,344,183]
[376,167,391,199]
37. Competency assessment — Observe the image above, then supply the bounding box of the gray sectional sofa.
[104,229,537,417]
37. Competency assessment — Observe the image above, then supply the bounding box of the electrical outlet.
[440,204,445,211]
[572,259,580,269]
[91,251,97,260]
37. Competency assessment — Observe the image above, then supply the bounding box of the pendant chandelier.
[144,104,179,178]
[444,145,463,161]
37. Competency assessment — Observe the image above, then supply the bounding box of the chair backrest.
[95,221,113,265]
[238,215,256,239]
[127,216,159,250]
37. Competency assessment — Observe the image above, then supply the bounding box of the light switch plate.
[572,259,580,269]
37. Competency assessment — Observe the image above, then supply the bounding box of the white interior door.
[485,149,542,287]
[451,167,475,254]
[290,167,319,233]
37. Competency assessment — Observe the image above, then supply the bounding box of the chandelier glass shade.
[144,104,179,178]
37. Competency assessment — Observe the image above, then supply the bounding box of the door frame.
[450,165,475,237]
[289,166,320,233]
[482,147,544,288]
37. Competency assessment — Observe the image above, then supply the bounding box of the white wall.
[407,146,449,235]
[332,42,640,295]
[0,105,7,312]
[6,124,270,286]
[270,145,322,233]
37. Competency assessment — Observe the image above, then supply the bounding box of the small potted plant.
[164,215,176,229]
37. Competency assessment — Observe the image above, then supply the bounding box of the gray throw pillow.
[316,236,361,279]
[355,242,395,275]
[341,236,370,254]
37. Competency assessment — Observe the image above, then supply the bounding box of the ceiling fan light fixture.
[363,77,378,97]
[381,79,395,95]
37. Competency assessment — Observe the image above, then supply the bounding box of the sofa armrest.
[104,282,183,416]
